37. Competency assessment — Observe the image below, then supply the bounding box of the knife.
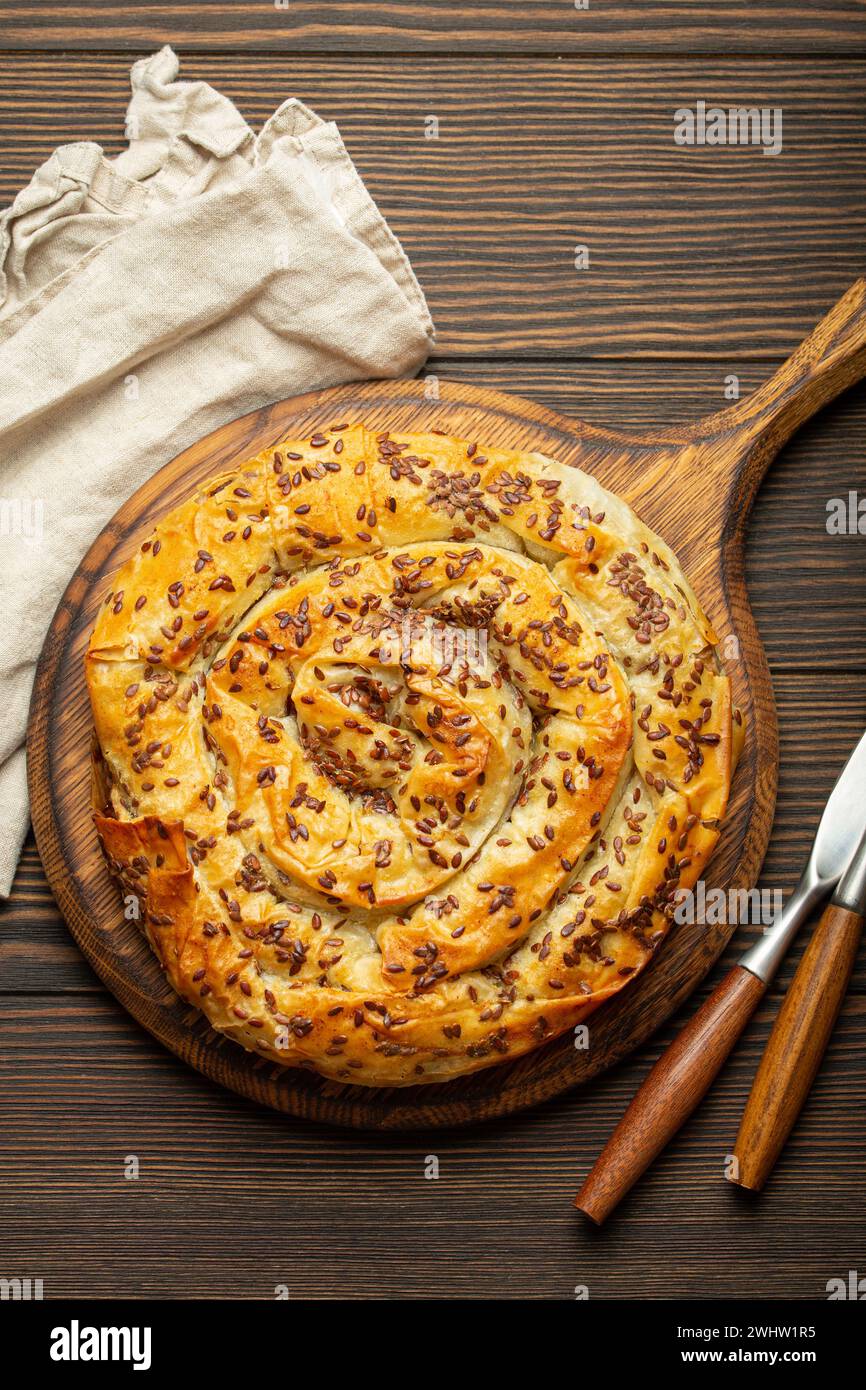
[730,821,866,1191]
[574,727,866,1225]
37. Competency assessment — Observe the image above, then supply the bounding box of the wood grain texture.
[28,357,798,1129]
[2,55,866,357]
[1,990,863,1298]
[733,903,865,1192]
[3,1,866,54]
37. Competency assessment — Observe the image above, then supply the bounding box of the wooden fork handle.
[575,965,766,1224]
[730,903,864,1193]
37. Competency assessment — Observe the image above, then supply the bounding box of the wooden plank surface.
[2,2,866,55]
[2,55,866,356]
[1,31,864,1300]
[1,990,863,1298]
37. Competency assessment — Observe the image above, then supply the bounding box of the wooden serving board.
[27,280,866,1128]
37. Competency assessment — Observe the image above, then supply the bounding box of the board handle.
[695,277,866,506]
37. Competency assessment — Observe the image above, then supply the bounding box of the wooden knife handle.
[575,964,766,1224]
[730,903,864,1193]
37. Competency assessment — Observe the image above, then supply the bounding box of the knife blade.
[739,725,866,982]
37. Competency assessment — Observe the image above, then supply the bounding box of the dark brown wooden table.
[1,4,865,1301]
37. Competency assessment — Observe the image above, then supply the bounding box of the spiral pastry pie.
[87,424,740,1086]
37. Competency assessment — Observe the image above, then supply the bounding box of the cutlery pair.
[576,729,866,1223]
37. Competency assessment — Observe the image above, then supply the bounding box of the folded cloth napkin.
[0,46,434,897]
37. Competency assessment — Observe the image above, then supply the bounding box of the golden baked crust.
[86,424,735,1086]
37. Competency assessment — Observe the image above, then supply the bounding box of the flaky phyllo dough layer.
[86,425,742,1086]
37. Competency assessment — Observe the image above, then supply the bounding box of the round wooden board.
[27,377,777,1129]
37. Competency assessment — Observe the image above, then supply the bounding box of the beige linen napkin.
[0,46,434,897]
